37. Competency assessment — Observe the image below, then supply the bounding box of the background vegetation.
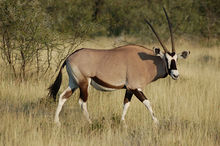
[0,0,220,80]
[0,0,219,145]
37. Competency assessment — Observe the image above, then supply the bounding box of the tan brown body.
[67,45,167,91]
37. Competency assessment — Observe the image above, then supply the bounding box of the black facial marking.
[168,52,176,57]
[154,48,160,55]
[170,59,177,70]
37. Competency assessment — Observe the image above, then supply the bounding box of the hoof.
[121,120,128,128]
[88,120,92,124]
[54,121,61,127]
[153,118,159,127]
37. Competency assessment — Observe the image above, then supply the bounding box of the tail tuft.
[48,61,66,101]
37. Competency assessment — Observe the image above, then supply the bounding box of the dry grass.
[0,37,219,146]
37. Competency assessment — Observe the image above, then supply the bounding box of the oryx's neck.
[152,57,168,81]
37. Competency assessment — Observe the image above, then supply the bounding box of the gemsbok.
[49,8,190,126]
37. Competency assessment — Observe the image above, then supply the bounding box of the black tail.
[48,61,66,101]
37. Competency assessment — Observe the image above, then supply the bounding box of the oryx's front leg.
[121,90,133,122]
[54,87,74,126]
[78,80,92,124]
[132,89,159,125]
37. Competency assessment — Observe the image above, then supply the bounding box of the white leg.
[54,87,71,126]
[79,99,92,124]
[143,99,159,124]
[121,102,130,121]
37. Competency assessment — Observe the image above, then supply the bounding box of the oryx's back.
[66,45,157,89]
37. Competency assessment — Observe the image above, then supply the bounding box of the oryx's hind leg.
[54,87,76,125]
[78,79,92,124]
[121,90,133,123]
[54,67,78,126]
[132,89,159,125]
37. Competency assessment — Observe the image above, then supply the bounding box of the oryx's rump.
[66,45,163,90]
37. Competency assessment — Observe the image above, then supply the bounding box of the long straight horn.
[144,19,169,53]
[163,7,175,52]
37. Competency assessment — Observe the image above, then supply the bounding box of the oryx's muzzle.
[170,69,179,80]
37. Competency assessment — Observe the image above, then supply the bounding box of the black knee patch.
[132,89,147,102]
[125,90,133,101]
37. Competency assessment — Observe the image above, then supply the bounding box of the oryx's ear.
[153,47,164,58]
[178,51,190,59]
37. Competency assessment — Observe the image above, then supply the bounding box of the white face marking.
[165,53,179,80]
[170,69,179,80]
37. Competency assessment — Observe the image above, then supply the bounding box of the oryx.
[48,8,190,126]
